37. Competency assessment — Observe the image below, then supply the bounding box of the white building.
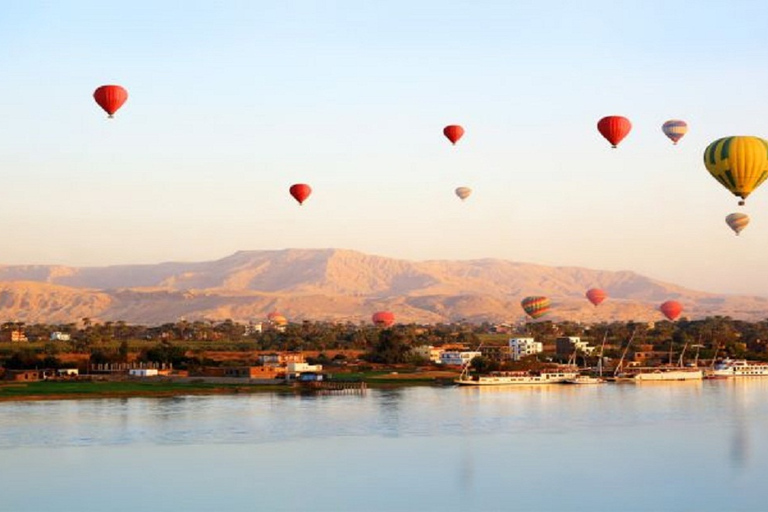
[129,368,159,377]
[556,336,595,356]
[286,362,323,379]
[50,332,71,341]
[509,338,543,361]
[440,351,482,366]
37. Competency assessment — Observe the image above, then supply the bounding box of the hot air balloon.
[289,184,312,205]
[586,288,607,307]
[267,311,288,326]
[726,212,750,235]
[659,300,683,321]
[372,311,395,327]
[521,296,551,319]
[704,136,768,205]
[597,116,631,148]
[455,187,472,201]
[93,85,128,118]
[662,120,688,145]
[443,125,464,145]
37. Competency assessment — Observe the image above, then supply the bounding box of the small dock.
[293,379,367,395]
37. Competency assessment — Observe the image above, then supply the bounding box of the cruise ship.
[455,369,579,386]
[711,359,768,377]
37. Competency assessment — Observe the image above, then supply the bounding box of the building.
[129,368,159,377]
[410,345,443,363]
[50,332,71,341]
[258,353,305,366]
[286,362,323,379]
[1,330,28,343]
[555,337,595,357]
[440,351,482,366]
[509,338,543,361]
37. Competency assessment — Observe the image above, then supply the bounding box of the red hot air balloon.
[586,288,607,307]
[289,184,312,205]
[93,85,128,118]
[443,125,465,145]
[660,300,683,321]
[597,116,631,148]
[372,311,395,327]
[521,296,551,319]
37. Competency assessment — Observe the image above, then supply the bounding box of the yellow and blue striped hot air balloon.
[703,136,768,205]
[662,120,688,145]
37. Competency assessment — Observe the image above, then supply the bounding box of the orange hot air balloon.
[659,300,683,321]
[289,184,312,205]
[521,296,550,319]
[372,311,395,327]
[93,85,128,118]
[586,288,607,306]
[597,116,631,148]
[267,311,288,326]
[443,125,465,145]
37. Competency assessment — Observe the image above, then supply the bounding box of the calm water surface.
[1,379,767,512]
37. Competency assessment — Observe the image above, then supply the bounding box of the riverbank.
[0,369,461,401]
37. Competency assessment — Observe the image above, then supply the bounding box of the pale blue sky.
[2,1,768,295]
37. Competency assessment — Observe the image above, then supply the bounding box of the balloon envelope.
[455,187,472,201]
[372,311,395,327]
[597,116,631,148]
[586,288,607,306]
[521,296,551,319]
[267,311,288,325]
[93,85,128,118]
[704,136,768,205]
[443,125,465,145]
[660,300,683,321]
[726,212,750,235]
[289,183,312,205]
[662,120,688,145]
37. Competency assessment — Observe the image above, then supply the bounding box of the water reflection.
[2,381,768,512]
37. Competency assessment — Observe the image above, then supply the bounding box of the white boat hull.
[456,372,579,386]
[632,369,703,381]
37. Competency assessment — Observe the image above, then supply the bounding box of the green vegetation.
[0,379,289,400]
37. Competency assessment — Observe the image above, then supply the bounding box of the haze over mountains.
[0,249,765,324]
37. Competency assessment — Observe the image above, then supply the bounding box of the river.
[1,379,766,512]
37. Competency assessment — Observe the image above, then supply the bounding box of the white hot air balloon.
[455,187,472,201]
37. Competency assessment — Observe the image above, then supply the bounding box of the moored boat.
[628,367,703,382]
[711,359,768,378]
[561,375,605,385]
[455,369,579,386]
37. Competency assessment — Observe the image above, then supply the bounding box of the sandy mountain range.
[0,248,765,325]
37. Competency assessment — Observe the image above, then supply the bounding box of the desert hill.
[0,249,765,324]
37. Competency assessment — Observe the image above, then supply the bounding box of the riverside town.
[3,313,768,399]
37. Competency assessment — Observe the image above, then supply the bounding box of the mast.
[614,327,637,377]
[597,330,608,378]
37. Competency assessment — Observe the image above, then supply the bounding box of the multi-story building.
[555,337,595,357]
[509,338,543,361]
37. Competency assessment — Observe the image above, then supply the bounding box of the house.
[410,345,443,363]
[439,351,482,366]
[1,330,28,343]
[50,332,72,341]
[286,362,323,379]
[129,368,159,377]
[555,337,595,357]
[56,368,79,377]
[5,369,44,381]
[509,338,543,361]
